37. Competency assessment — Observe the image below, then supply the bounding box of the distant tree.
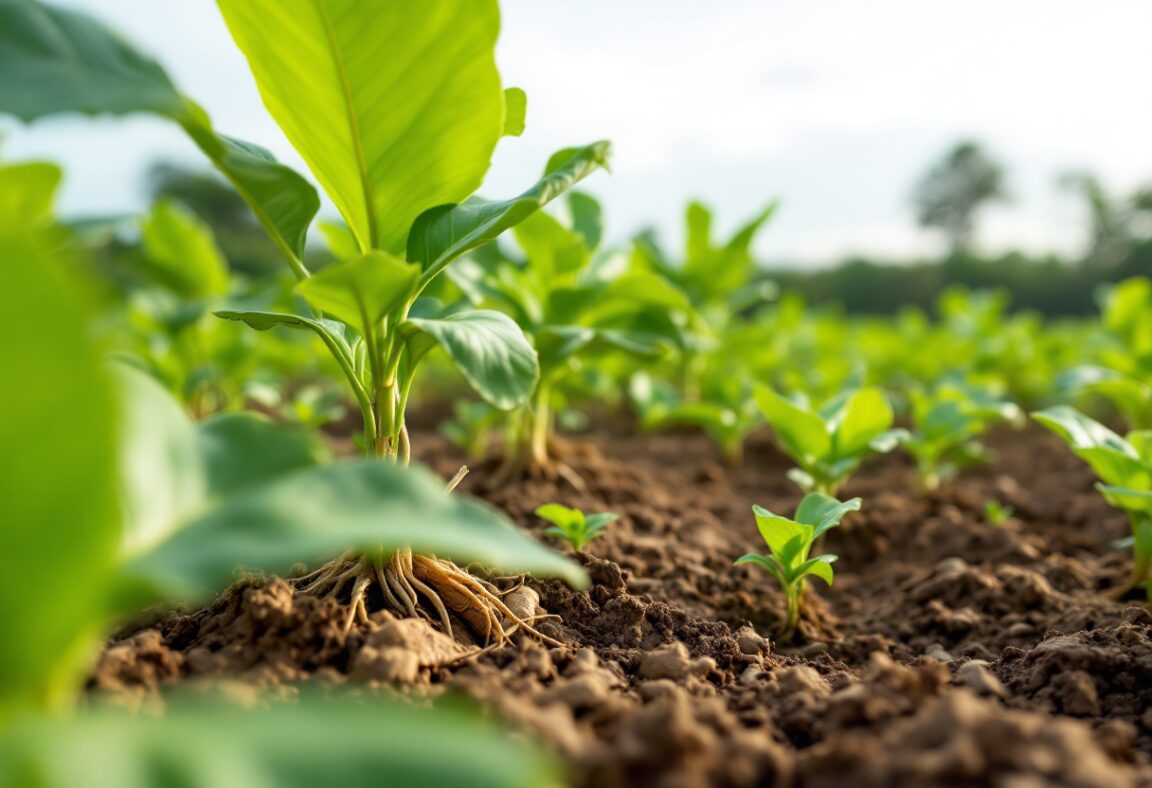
[913,141,1007,256]
[1059,172,1152,268]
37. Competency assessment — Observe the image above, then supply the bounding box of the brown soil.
[93,425,1152,787]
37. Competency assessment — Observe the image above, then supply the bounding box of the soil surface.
[93,424,1152,787]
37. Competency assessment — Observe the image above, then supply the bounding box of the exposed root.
[292,547,565,659]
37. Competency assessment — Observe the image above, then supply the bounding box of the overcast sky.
[6,0,1152,266]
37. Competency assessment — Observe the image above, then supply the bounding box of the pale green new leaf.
[0,161,62,226]
[502,87,527,137]
[799,554,837,586]
[752,505,807,559]
[794,493,862,536]
[296,251,420,329]
[217,0,505,255]
[404,310,539,409]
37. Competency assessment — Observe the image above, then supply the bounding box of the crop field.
[2,1,1151,786]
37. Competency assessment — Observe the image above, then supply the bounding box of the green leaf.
[0,1,319,266]
[567,191,603,251]
[502,87,527,137]
[0,222,119,719]
[799,554,837,586]
[217,0,504,255]
[296,251,420,329]
[407,141,612,286]
[834,387,894,457]
[0,0,185,119]
[0,161,62,226]
[1033,406,1136,457]
[139,198,229,298]
[535,503,582,531]
[734,553,788,587]
[684,201,712,264]
[0,695,561,788]
[318,220,360,260]
[120,460,587,605]
[754,385,830,462]
[198,413,330,500]
[514,209,588,284]
[1098,486,1152,516]
[403,310,539,410]
[584,513,621,532]
[794,493,862,536]
[751,504,808,558]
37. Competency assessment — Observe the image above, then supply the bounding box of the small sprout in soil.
[755,384,901,495]
[1034,405,1152,599]
[735,493,861,640]
[895,380,1022,490]
[535,504,620,551]
[983,499,1015,527]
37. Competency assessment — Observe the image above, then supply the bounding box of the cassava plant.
[1033,406,1152,600]
[895,381,1022,489]
[535,504,620,551]
[755,385,901,495]
[1,0,609,643]
[0,185,571,785]
[735,494,861,640]
[452,194,684,486]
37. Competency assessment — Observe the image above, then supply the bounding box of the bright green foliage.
[1059,365,1152,431]
[630,373,758,465]
[1033,406,1152,598]
[0,697,562,788]
[441,401,502,459]
[0,0,609,464]
[535,504,620,551]
[896,381,1022,489]
[983,499,1015,527]
[735,493,861,639]
[139,198,229,298]
[453,193,683,471]
[755,385,900,495]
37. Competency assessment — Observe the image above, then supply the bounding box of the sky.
[6,0,1152,267]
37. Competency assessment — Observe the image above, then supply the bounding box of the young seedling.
[453,193,684,487]
[535,504,620,551]
[630,372,758,465]
[896,381,1022,490]
[1,0,608,644]
[735,493,861,640]
[1034,406,1152,599]
[755,385,901,495]
[983,499,1015,527]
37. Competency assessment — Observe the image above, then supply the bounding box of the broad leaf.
[0,221,119,719]
[0,0,319,264]
[1033,406,1136,456]
[198,413,329,499]
[752,505,807,559]
[404,310,539,409]
[139,198,229,298]
[0,696,561,788]
[0,161,62,226]
[799,554,837,586]
[755,386,830,461]
[296,252,420,329]
[794,493,862,535]
[217,0,504,255]
[121,460,587,605]
[407,141,612,286]
[834,387,894,457]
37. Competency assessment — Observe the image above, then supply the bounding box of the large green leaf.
[1033,406,1136,456]
[754,385,830,462]
[407,141,612,286]
[834,387,894,457]
[0,696,561,788]
[217,0,504,255]
[0,214,119,719]
[404,310,539,409]
[139,198,229,298]
[198,413,330,500]
[296,252,420,329]
[0,0,319,266]
[121,460,586,606]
